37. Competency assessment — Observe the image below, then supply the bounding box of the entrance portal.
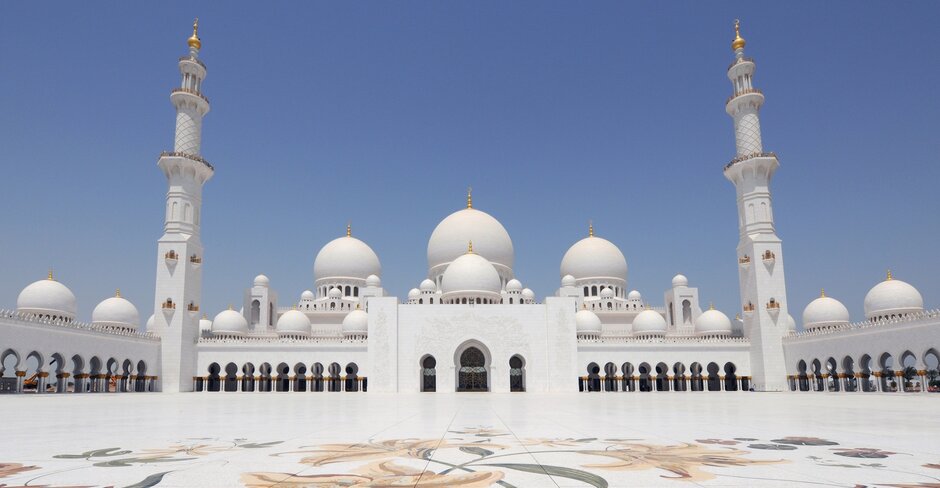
[458,347,488,392]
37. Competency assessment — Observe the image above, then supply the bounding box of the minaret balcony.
[159,151,214,171]
[725,87,763,106]
[738,255,751,269]
[170,87,210,105]
[761,250,776,265]
[187,302,200,315]
[743,302,755,314]
[164,250,179,265]
[189,254,202,267]
[178,55,206,70]
[765,299,781,317]
[727,56,755,71]
[723,151,777,171]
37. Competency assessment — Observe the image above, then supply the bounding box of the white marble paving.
[0,392,938,487]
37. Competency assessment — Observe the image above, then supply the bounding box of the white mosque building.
[1,21,938,396]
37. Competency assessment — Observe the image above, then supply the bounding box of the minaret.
[722,20,789,391]
[152,19,214,392]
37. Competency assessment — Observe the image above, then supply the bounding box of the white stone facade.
[2,22,937,397]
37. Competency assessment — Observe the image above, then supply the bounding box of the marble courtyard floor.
[0,392,938,487]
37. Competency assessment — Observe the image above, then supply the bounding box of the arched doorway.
[509,355,525,392]
[586,362,601,392]
[603,362,617,391]
[294,363,308,392]
[638,363,652,392]
[258,363,273,392]
[224,363,238,392]
[328,362,342,392]
[859,355,874,392]
[826,358,839,392]
[797,360,809,391]
[706,362,720,391]
[345,363,359,392]
[207,363,221,392]
[276,363,291,392]
[724,362,738,391]
[842,356,856,392]
[421,356,436,392]
[457,346,488,392]
[673,362,687,391]
[690,362,703,391]
[242,363,256,392]
[655,362,669,391]
[621,362,635,392]
[312,363,324,392]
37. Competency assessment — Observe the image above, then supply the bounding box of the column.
[918,370,928,394]
[57,373,69,393]
[896,372,905,393]
[35,372,48,394]
[254,375,261,393]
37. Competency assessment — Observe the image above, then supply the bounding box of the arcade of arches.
[791,349,940,394]
[195,361,366,393]
[0,349,154,394]
[420,348,527,393]
[579,361,749,392]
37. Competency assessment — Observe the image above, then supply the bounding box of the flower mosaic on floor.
[2,431,940,487]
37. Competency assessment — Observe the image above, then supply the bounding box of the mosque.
[1,21,938,396]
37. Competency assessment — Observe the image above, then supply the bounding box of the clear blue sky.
[1,3,938,328]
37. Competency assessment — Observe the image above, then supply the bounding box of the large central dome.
[313,233,381,283]
[427,197,514,281]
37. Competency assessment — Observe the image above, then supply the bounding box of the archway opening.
[638,363,652,392]
[207,363,221,392]
[706,362,720,391]
[621,362,635,392]
[690,362,703,391]
[294,363,308,392]
[421,355,436,392]
[723,362,738,391]
[586,362,601,392]
[224,362,238,392]
[457,346,488,392]
[276,363,291,392]
[510,355,525,392]
[345,363,359,392]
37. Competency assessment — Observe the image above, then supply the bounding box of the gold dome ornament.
[466,187,473,209]
[731,19,746,51]
[588,220,594,237]
[187,18,201,50]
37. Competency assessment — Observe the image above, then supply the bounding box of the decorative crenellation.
[198,334,367,345]
[577,335,750,344]
[724,151,777,170]
[0,309,159,341]
[784,308,940,341]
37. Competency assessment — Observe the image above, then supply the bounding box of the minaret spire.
[467,187,473,209]
[588,220,594,237]
[722,22,788,392]
[347,222,352,237]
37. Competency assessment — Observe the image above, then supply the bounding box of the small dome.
[521,288,535,300]
[803,291,850,329]
[301,290,315,301]
[328,287,343,299]
[314,235,381,282]
[17,276,77,319]
[441,252,502,296]
[199,316,212,333]
[420,279,436,292]
[342,308,369,336]
[560,235,627,282]
[783,313,796,332]
[506,279,523,292]
[576,308,602,334]
[366,274,382,287]
[627,290,642,300]
[276,309,311,336]
[633,309,667,335]
[696,308,732,336]
[253,274,270,287]
[864,273,924,320]
[408,288,421,300]
[600,287,614,299]
[91,293,140,329]
[561,274,576,287]
[212,309,248,335]
[146,314,155,331]
[672,274,689,287]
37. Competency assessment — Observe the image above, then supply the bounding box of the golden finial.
[346,222,351,237]
[709,302,715,310]
[735,313,741,320]
[188,18,202,50]
[820,288,826,298]
[467,187,473,209]
[115,289,121,298]
[291,303,297,310]
[47,268,54,281]
[228,304,234,311]
[202,313,208,319]
[468,240,474,253]
[731,19,746,51]
[886,269,892,281]
[581,303,587,309]
[356,303,361,310]
[588,220,594,237]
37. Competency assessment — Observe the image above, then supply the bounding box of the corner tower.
[152,19,214,392]
[722,21,788,391]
